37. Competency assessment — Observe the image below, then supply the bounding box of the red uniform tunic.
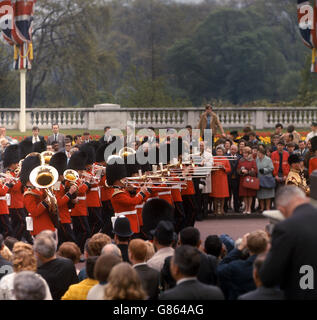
[70,182,89,217]
[54,183,72,224]
[309,157,317,176]
[181,179,196,196]
[85,170,101,208]
[209,158,231,198]
[156,183,173,206]
[99,175,113,202]
[0,184,9,215]
[23,188,55,236]
[8,171,24,209]
[171,177,183,203]
[111,188,147,233]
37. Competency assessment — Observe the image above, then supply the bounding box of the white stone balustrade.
[0,104,316,131]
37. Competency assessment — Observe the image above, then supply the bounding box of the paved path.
[195,216,269,243]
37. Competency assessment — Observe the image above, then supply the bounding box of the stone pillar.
[255,109,265,129]
[89,104,128,130]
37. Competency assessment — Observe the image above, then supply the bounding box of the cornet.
[41,151,55,165]
[63,169,79,184]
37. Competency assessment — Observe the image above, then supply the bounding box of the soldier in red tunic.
[3,144,28,240]
[106,156,150,234]
[80,143,103,236]
[21,155,56,237]
[67,151,91,253]
[49,152,78,246]
[96,144,114,237]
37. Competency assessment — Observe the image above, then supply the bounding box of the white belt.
[147,197,158,202]
[135,204,144,209]
[0,196,6,200]
[115,210,137,216]
[77,196,86,201]
[172,185,181,190]
[90,188,99,191]
[158,191,171,196]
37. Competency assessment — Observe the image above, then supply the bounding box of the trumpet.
[81,171,100,184]
[0,172,19,184]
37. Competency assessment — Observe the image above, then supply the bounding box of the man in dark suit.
[260,185,317,300]
[25,126,46,145]
[161,227,218,290]
[217,230,269,300]
[159,245,224,300]
[99,126,113,145]
[238,254,284,300]
[129,239,160,300]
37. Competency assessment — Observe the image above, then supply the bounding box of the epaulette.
[112,188,125,198]
[23,186,41,197]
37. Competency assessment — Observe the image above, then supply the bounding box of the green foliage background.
[0,0,315,108]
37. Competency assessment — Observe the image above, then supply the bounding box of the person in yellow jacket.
[61,256,98,300]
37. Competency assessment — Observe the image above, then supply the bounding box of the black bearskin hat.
[20,155,41,185]
[96,144,107,163]
[49,152,67,176]
[3,144,20,168]
[80,143,96,165]
[106,156,127,186]
[67,151,88,171]
[288,154,301,166]
[19,139,33,160]
[124,154,141,177]
[32,140,47,153]
[310,136,317,153]
[142,198,174,239]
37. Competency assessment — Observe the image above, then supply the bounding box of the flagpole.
[19,69,26,133]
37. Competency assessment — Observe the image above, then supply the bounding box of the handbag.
[259,175,276,189]
[242,176,260,190]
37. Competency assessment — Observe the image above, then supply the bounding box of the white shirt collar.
[133,262,147,268]
[176,277,197,286]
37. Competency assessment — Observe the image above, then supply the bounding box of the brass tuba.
[29,164,60,227]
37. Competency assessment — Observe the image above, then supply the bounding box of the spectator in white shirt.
[147,221,175,272]
[306,122,317,143]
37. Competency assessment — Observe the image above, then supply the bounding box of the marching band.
[0,137,218,253]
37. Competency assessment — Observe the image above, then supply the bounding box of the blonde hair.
[12,242,37,272]
[243,146,252,155]
[104,263,146,300]
[144,241,155,261]
[0,245,12,261]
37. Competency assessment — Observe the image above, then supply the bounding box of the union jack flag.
[0,0,36,69]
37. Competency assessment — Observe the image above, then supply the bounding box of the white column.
[19,69,27,132]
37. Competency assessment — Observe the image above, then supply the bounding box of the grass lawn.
[6,127,311,141]
[7,129,105,140]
